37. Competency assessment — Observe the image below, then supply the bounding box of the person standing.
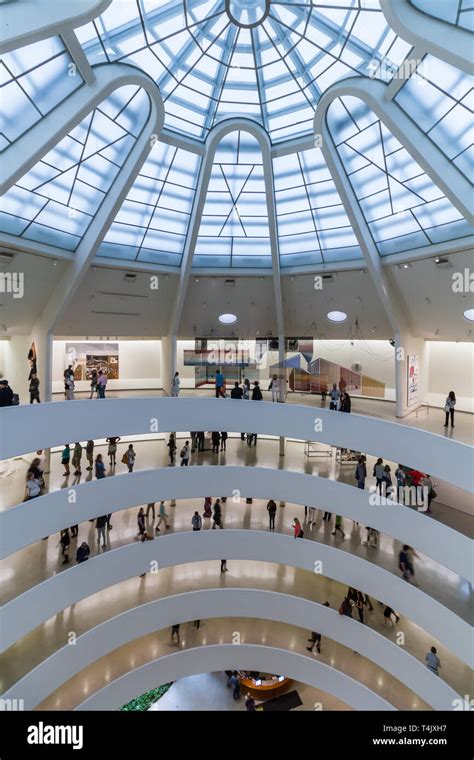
[242,378,250,399]
[192,511,202,531]
[167,433,177,465]
[323,510,332,522]
[146,502,155,519]
[190,431,197,452]
[373,458,384,495]
[196,431,205,451]
[231,381,243,399]
[220,558,228,573]
[382,464,393,498]
[212,499,223,529]
[245,695,256,711]
[180,440,190,466]
[171,624,180,646]
[306,602,330,653]
[65,373,75,401]
[106,436,121,466]
[252,381,263,400]
[96,514,108,549]
[215,368,225,398]
[202,496,212,519]
[97,370,107,398]
[125,444,136,472]
[155,500,170,533]
[307,506,317,528]
[171,372,180,397]
[267,499,277,530]
[24,472,41,500]
[355,456,367,490]
[355,591,366,624]
[443,391,456,428]
[89,370,98,399]
[0,379,14,406]
[229,672,240,700]
[395,465,406,503]
[340,596,353,617]
[340,391,351,413]
[29,373,40,403]
[211,431,221,453]
[137,507,146,537]
[61,444,71,476]
[329,383,340,410]
[60,528,70,565]
[63,366,74,398]
[268,374,278,402]
[72,442,83,476]
[95,453,106,480]
[332,515,345,539]
[85,440,94,470]
[425,646,441,675]
[421,474,437,513]
[293,517,304,538]
[220,431,228,451]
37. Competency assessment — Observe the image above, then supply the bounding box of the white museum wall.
[0,336,32,403]
[52,340,162,393]
[426,341,474,413]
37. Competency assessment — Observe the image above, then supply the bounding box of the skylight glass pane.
[409,0,472,30]
[0,37,83,150]
[328,96,474,255]
[0,87,150,250]
[99,142,201,265]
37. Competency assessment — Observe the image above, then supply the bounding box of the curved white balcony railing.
[2,467,471,584]
[4,589,460,711]
[2,531,472,667]
[1,399,472,492]
[76,644,394,712]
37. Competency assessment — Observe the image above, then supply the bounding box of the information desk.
[239,673,292,700]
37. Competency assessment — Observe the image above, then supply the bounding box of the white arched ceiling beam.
[76,644,394,712]
[168,118,285,350]
[380,0,473,75]
[5,590,457,711]
[0,0,111,55]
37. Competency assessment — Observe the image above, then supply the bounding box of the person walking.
[383,605,400,627]
[399,544,420,582]
[443,391,456,428]
[95,453,106,480]
[72,442,83,476]
[215,368,225,398]
[220,558,228,573]
[355,456,367,490]
[76,541,90,563]
[97,370,107,398]
[167,433,177,465]
[212,499,223,529]
[96,514,108,549]
[61,444,71,476]
[231,381,243,399]
[293,517,304,538]
[192,511,202,531]
[203,496,212,518]
[425,646,441,675]
[89,369,98,399]
[171,624,180,646]
[106,436,121,466]
[373,458,384,495]
[85,440,94,470]
[171,372,180,397]
[220,431,228,451]
[306,602,330,653]
[211,431,220,453]
[125,444,136,472]
[355,591,366,624]
[267,499,277,530]
[155,501,170,533]
[180,440,190,466]
[137,507,146,537]
[268,374,279,402]
[29,372,40,403]
[60,528,70,565]
[332,515,345,539]
[329,383,340,410]
[146,502,155,519]
[229,672,240,700]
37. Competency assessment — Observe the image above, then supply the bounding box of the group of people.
[328,383,351,413]
[58,440,136,477]
[63,365,108,401]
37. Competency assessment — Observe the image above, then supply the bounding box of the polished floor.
[36,616,431,712]
[51,387,474,445]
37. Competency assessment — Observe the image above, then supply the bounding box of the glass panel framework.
[409,0,474,32]
[0,87,150,251]
[75,0,411,143]
[0,37,84,152]
[327,95,474,255]
[395,54,474,182]
[99,142,201,266]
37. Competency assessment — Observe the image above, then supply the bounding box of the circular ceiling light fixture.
[327,310,347,323]
[219,313,238,325]
[463,308,474,322]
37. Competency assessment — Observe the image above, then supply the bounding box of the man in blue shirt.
[329,383,340,410]
[215,368,225,398]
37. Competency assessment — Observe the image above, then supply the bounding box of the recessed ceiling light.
[327,310,347,323]
[403,263,409,269]
[219,313,237,324]
[463,309,474,322]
